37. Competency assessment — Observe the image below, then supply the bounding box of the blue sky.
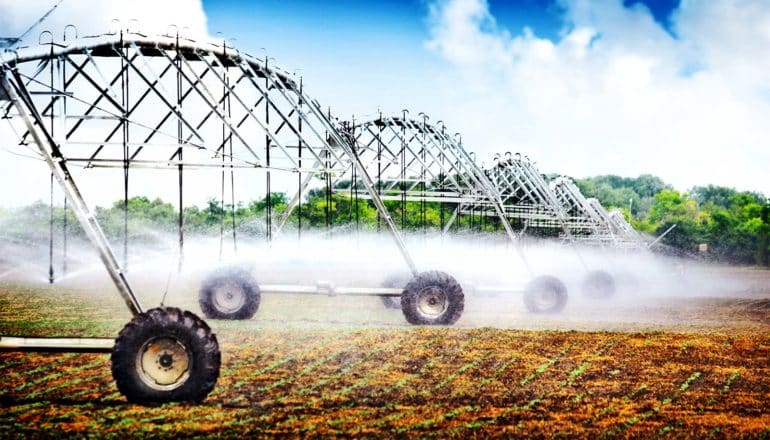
[201,0,441,117]
[200,0,681,117]
[202,1,679,47]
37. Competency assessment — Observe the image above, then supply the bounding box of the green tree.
[638,189,708,253]
[576,174,669,219]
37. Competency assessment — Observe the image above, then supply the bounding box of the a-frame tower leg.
[1,72,143,316]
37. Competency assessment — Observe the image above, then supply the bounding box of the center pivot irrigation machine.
[0,31,582,403]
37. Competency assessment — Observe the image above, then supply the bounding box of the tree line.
[576,176,770,265]
[1,175,768,266]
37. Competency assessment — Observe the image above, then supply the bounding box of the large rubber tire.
[380,273,411,310]
[111,307,220,404]
[198,268,260,320]
[401,271,464,325]
[524,275,568,314]
[581,270,616,299]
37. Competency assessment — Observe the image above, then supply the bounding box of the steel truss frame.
[475,154,645,250]
[0,32,439,350]
[347,115,539,258]
[550,177,615,243]
[277,113,523,239]
[550,177,644,248]
[481,153,575,237]
[591,199,646,249]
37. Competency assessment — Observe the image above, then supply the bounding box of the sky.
[0,0,769,206]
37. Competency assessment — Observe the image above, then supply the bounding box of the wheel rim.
[533,287,557,311]
[212,280,246,314]
[584,272,614,298]
[417,286,448,317]
[136,337,191,391]
[591,279,610,295]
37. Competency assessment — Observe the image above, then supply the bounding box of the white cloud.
[425,0,770,195]
[0,0,208,43]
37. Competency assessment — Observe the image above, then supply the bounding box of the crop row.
[3,329,770,437]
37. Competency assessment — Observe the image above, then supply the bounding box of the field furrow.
[2,280,770,437]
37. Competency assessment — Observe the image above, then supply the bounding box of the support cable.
[219,77,226,259]
[349,129,354,226]
[297,77,303,240]
[325,108,332,234]
[227,56,237,253]
[376,113,382,233]
[175,33,184,272]
[49,173,54,284]
[420,115,427,235]
[121,32,130,272]
[440,139,445,237]
[61,36,69,277]
[62,195,67,276]
[400,112,407,231]
[265,57,272,242]
[325,139,331,233]
[352,120,360,235]
[47,42,55,284]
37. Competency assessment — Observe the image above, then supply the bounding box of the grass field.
[1,271,770,438]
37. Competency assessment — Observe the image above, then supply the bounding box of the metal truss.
[481,153,577,239]
[0,32,430,315]
[273,113,521,239]
[480,154,645,249]
[339,114,488,205]
[550,177,643,248]
[550,177,612,242]
[332,114,524,244]
[593,200,646,249]
[278,113,535,272]
[608,209,639,240]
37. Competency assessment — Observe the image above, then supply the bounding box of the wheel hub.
[212,281,246,313]
[534,288,557,309]
[417,286,448,317]
[136,337,191,391]
[158,353,173,368]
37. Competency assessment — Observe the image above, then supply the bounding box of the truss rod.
[114,45,206,145]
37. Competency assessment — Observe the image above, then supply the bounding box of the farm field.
[1,270,770,438]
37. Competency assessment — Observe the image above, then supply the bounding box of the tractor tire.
[380,273,411,310]
[111,307,220,404]
[401,271,464,325]
[198,268,260,320]
[524,275,568,313]
[581,270,616,299]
